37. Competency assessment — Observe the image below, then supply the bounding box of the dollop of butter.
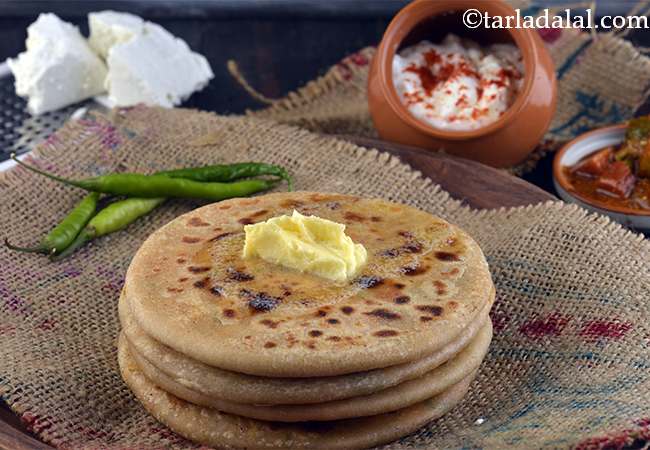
[243,210,367,282]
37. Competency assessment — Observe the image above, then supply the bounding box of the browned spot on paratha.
[435,251,460,262]
[245,291,280,313]
[434,280,447,295]
[308,330,323,337]
[280,199,305,208]
[264,341,276,348]
[341,306,354,315]
[373,329,399,337]
[193,277,210,289]
[250,209,269,218]
[443,268,460,276]
[188,266,211,274]
[344,211,366,222]
[365,309,400,320]
[227,268,254,282]
[240,199,260,206]
[188,217,210,227]
[394,296,410,304]
[417,305,444,316]
[260,319,279,329]
[308,193,340,202]
[238,209,269,225]
[380,240,423,258]
[286,333,297,347]
[401,264,429,276]
[182,236,201,244]
[326,318,340,324]
[209,232,233,242]
[223,309,236,318]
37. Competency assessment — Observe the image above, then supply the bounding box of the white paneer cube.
[7,13,108,115]
[90,11,214,108]
[88,11,144,59]
[104,22,214,108]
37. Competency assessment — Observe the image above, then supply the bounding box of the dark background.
[0,0,649,195]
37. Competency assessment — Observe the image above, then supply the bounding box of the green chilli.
[5,192,100,255]
[52,197,165,260]
[11,155,280,201]
[158,162,293,191]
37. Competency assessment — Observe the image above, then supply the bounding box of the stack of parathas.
[118,192,495,449]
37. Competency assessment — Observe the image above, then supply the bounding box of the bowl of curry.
[554,117,650,229]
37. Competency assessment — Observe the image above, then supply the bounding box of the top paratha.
[125,192,493,377]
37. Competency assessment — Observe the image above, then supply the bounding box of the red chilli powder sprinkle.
[401,48,519,122]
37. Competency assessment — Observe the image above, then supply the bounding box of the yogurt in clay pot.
[392,34,524,132]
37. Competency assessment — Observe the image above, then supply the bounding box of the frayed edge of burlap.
[596,33,650,112]
[239,47,374,115]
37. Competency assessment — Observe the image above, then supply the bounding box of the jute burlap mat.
[1,106,649,449]
[243,4,650,175]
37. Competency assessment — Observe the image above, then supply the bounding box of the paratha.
[124,192,493,376]
[128,321,491,422]
[119,289,493,404]
[118,334,475,450]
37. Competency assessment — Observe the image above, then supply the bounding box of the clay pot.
[368,0,557,167]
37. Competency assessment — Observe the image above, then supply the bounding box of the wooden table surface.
[0,135,554,450]
[345,136,554,208]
